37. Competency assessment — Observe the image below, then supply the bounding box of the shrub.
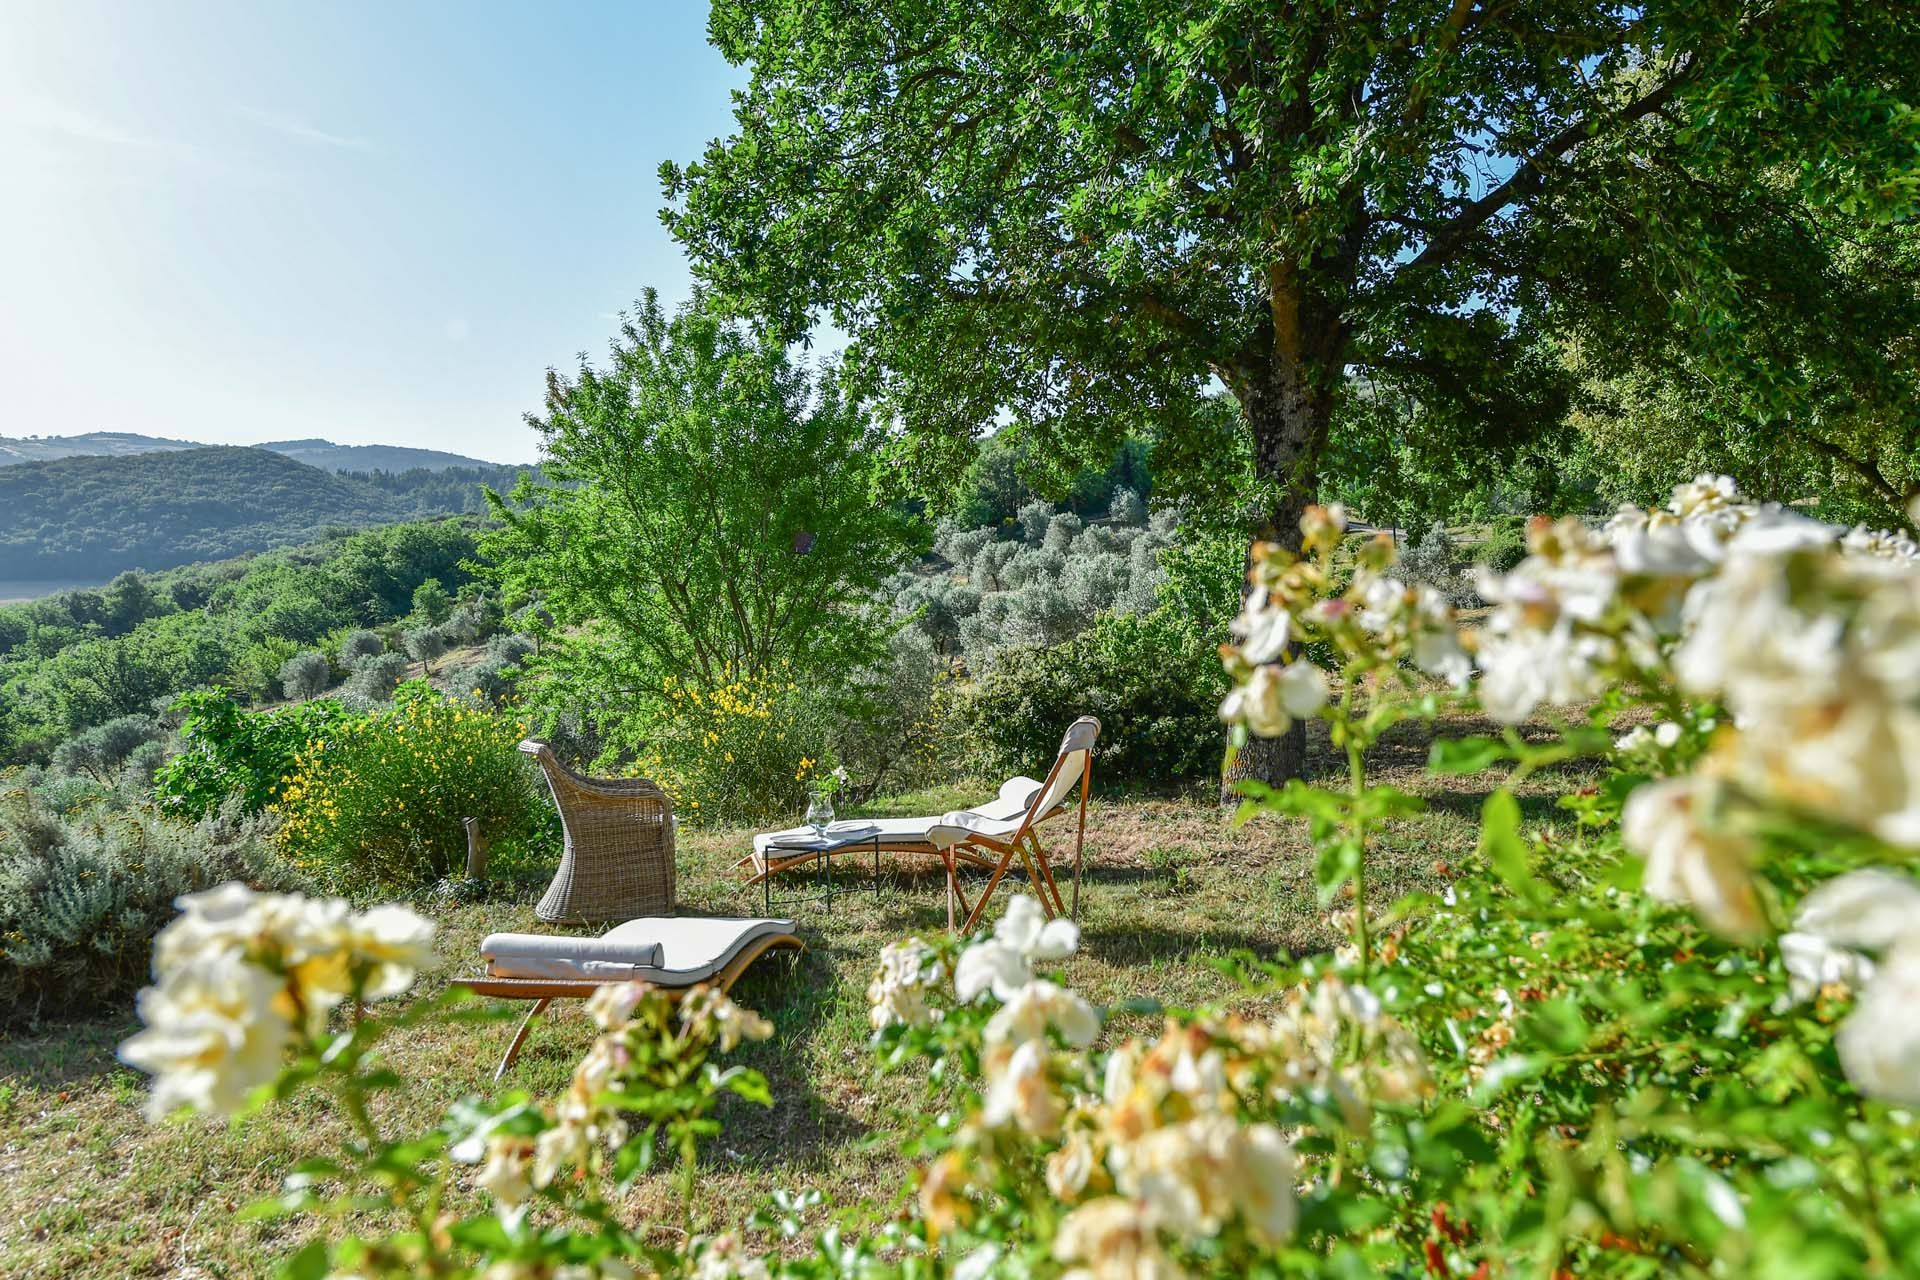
[1108,485,1147,524]
[1396,520,1473,606]
[410,578,453,625]
[1473,514,1529,575]
[279,649,333,700]
[1042,510,1083,552]
[154,689,354,819]
[340,628,385,665]
[628,666,832,826]
[50,713,165,783]
[0,775,291,1023]
[1017,498,1053,544]
[955,606,1226,790]
[402,624,451,674]
[831,627,951,795]
[273,683,541,889]
[345,651,410,701]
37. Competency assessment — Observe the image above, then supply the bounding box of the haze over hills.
[0,431,203,465]
[0,445,537,580]
[0,431,502,472]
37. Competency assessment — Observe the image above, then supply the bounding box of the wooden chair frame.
[454,931,804,1079]
[947,737,1094,935]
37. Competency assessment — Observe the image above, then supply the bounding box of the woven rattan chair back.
[520,741,676,924]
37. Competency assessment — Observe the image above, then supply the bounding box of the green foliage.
[483,289,923,743]
[344,652,410,703]
[279,650,333,701]
[154,690,354,821]
[957,606,1226,791]
[409,579,452,625]
[401,625,449,674]
[272,684,541,890]
[630,666,832,826]
[667,1,1920,548]
[340,629,385,665]
[0,519,481,764]
[0,447,528,581]
[0,773,291,1023]
[49,713,165,785]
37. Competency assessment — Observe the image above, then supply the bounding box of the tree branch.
[1401,69,1687,277]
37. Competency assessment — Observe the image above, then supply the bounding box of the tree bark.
[1219,350,1335,802]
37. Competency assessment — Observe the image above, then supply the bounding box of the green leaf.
[1428,736,1508,775]
[1314,838,1363,904]
[1478,788,1544,901]
[276,1240,330,1280]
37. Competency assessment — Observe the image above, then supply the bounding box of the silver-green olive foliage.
[664,2,1920,534]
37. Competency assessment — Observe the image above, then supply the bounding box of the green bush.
[629,666,836,827]
[273,683,544,889]
[955,606,1227,791]
[154,689,353,820]
[0,773,293,1023]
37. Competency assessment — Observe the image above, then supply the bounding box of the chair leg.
[1025,833,1067,917]
[495,997,553,1081]
[960,850,1020,935]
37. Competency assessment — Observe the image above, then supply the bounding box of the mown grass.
[0,713,1588,1279]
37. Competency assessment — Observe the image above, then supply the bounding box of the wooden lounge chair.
[520,740,675,924]
[456,915,802,1078]
[748,716,1100,933]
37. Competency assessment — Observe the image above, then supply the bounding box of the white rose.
[118,950,293,1120]
[1621,779,1765,937]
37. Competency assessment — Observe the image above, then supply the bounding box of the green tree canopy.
[482,290,923,744]
[665,1,1920,542]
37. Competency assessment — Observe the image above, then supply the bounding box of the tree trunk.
[1219,352,1334,802]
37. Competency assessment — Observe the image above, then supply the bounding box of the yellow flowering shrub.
[627,665,831,826]
[273,682,544,889]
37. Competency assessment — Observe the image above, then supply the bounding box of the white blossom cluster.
[472,979,775,1213]
[118,882,435,1120]
[883,896,1437,1278]
[866,936,946,1030]
[1218,503,1469,739]
[1476,477,1920,1103]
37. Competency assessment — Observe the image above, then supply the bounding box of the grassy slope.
[0,717,1583,1279]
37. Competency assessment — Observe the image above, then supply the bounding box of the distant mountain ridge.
[0,431,202,464]
[0,445,537,579]
[0,432,503,472]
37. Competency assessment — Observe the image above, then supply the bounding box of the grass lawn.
[0,714,1585,1279]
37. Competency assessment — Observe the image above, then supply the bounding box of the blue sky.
[0,2,742,464]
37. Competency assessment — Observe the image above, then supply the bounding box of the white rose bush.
[118,476,1920,1276]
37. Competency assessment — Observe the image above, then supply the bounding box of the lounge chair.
[455,915,802,1078]
[749,716,1100,933]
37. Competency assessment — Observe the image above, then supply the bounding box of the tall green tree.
[665,0,1920,780]
[483,290,923,750]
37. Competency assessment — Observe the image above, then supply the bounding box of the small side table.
[749,826,885,915]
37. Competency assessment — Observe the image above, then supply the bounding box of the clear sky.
[0,2,742,464]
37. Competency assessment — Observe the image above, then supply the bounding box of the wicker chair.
[519,741,676,924]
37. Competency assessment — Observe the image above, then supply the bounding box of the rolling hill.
[0,431,203,465]
[0,446,534,579]
[0,432,500,472]
[257,439,499,473]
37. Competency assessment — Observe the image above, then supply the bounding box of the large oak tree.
[665,1,1920,780]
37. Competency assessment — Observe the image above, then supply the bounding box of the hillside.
[0,432,499,472]
[0,431,202,464]
[257,439,498,472]
[0,447,416,578]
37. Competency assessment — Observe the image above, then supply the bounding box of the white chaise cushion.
[751,776,1050,860]
[483,916,795,983]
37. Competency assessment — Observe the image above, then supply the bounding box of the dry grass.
[0,714,1584,1278]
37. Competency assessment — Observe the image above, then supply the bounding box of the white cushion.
[483,916,795,983]
[752,777,1049,861]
